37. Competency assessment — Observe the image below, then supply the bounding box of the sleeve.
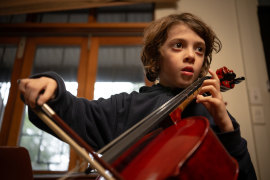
[27,72,122,151]
[215,115,257,180]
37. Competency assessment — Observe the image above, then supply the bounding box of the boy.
[19,13,256,179]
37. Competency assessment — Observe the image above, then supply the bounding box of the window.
[94,45,144,100]
[0,45,16,129]
[35,9,89,23]
[0,14,27,23]
[97,3,153,22]
[19,45,81,170]
[0,2,153,173]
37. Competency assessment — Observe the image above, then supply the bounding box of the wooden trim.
[67,37,90,171]
[0,37,20,44]
[88,9,97,23]
[0,23,148,36]
[98,36,143,45]
[6,38,36,145]
[77,38,89,98]
[31,37,85,45]
[0,1,135,16]
[0,37,21,145]
[85,37,99,100]
[33,170,66,174]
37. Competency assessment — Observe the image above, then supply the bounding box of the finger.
[23,79,44,108]
[200,100,211,111]
[24,88,31,106]
[18,79,30,94]
[197,94,226,109]
[202,79,219,90]
[23,80,34,106]
[37,78,57,105]
[203,69,220,91]
[18,79,27,104]
[196,94,220,105]
[37,86,55,106]
[196,95,211,109]
[209,69,219,80]
[27,88,40,108]
[199,85,220,98]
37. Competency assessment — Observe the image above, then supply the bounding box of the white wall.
[155,0,270,179]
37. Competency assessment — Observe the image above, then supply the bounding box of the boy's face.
[159,23,205,88]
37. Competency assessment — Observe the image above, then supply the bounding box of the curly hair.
[141,13,222,82]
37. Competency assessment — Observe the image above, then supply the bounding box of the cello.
[32,67,243,179]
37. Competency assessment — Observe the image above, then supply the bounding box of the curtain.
[0,0,177,15]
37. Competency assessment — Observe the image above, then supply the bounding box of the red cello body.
[111,116,238,180]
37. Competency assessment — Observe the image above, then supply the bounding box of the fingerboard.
[100,76,211,163]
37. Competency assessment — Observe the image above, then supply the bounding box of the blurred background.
[0,0,269,179]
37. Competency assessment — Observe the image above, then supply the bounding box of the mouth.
[181,66,194,76]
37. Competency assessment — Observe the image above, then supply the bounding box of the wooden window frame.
[0,37,91,175]
[0,37,23,146]
[0,7,151,176]
[0,34,150,175]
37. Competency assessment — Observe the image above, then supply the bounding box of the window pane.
[0,14,26,23]
[33,46,80,81]
[19,45,80,171]
[36,9,89,23]
[20,107,70,170]
[97,3,153,22]
[0,45,17,129]
[94,45,144,100]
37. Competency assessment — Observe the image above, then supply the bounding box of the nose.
[183,48,195,63]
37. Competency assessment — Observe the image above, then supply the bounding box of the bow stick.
[32,103,123,180]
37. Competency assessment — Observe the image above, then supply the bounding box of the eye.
[196,46,205,54]
[173,42,183,49]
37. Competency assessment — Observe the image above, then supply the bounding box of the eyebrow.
[168,38,205,47]
[195,41,206,48]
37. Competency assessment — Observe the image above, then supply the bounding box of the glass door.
[17,37,85,171]
[19,45,81,170]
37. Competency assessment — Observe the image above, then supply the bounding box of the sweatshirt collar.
[139,83,184,95]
